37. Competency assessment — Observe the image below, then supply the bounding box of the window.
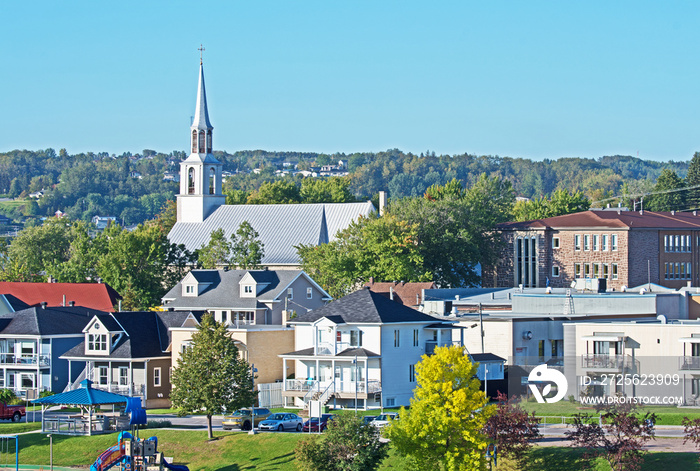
[603,264,609,279]
[583,235,590,251]
[185,285,195,294]
[552,237,560,249]
[515,237,537,288]
[336,331,341,342]
[584,263,591,278]
[394,330,400,348]
[538,340,545,361]
[20,374,34,389]
[306,287,313,299]
[386,398,395,407]
[244,285,253,294]
[88,334,108,352]
[287,288,293,300]
[592,235,599,251]
[350,330,362,347]
[98,366,108,385]
[208,167,215,195]
[187,168,195,194]
[574,235,581,251]
[198,130,205,153]
[602,234,609,251]
[612,263,618,280]
[154,367,161,387]
[206,131,212,153]
[221,311,228,324]
[611,234,618,251]
[413,329,419,347]
[409,364,416,383]
[191,130,197,153]
[119,367,128,386]
[552,266,560,277]
[593,263,600,278]
[575,263,582,278]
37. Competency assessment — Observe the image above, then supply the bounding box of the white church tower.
[176,50,225,223]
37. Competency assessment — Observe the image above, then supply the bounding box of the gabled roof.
[32,380,127,405]
[365,280,436,307]
[292,288,442,325]
[61,311,205,360]
[0,282,121,312]
[280,346,379,357]
[167,201,375,265]
[0,306,103,336]
[162,269,329,309]
[498,210,700,231]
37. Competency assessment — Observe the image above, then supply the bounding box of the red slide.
[90,444,126,471]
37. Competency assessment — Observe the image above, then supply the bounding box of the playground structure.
[90,432,189,471]
[0,435,17,471]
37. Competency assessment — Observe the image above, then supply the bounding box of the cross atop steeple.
[198,44,205,65]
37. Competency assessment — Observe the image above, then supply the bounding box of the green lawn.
[519,401,700,425]
[3,429,697,471]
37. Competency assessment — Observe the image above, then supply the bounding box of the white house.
[280,288,463,410]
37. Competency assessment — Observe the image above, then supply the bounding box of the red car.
[302,414,334,432]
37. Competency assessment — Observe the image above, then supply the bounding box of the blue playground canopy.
[32,380,128,406]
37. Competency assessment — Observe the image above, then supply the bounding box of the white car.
[372,413,398,428]
[258,413,304,431]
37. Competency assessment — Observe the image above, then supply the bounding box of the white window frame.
[153,367,161,387]
[602,234,609,251]
[612,263,619,280]
[119,367,128,386]
[97,366,108,385]
[574,234,581,251]
[611,234,618,251]
[583,234,590,251]
[552,237,560,249]
[306,287,313,299]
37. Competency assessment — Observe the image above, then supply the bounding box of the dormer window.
[245,285,253,293]
[88,334,108,352]
[183,284,197,297]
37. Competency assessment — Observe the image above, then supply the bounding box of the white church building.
[167,57,375,269]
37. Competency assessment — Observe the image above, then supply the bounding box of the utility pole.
[479,303,484,353]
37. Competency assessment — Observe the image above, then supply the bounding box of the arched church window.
[206,131,212,153]
[188,168,195,195]
[191,130,197,153]
[198,131,205,153]
[209,167,215,194]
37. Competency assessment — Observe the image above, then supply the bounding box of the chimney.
[672,210,675,215]
[389,287,394,300]
[369,276,374,286]
[62,295,66,307]
[694,211,697,216]
[40,302,47,309]
[378,191,388,216]
[69,301,75,307]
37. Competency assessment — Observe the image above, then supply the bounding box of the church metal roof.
[168,201,375,265]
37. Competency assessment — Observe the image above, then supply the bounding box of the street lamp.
[250,364,258,435]
[47,434,53,471]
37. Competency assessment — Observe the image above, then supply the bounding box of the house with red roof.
[0,282,121,312]
[484,209,700,291]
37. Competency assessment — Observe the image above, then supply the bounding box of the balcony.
[425,341,462,355]
[581,354,637,371]
[0,353,50,367]
[90,383,145,397]
[285,378,381,395]
[679,356,700,371]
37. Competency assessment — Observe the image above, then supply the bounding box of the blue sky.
[1,1,699,161]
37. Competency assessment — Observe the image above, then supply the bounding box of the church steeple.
[190,45,213,154]
[177,47,225,224]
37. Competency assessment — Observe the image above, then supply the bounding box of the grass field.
[2,428,697,471]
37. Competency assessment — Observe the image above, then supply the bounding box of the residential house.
[91,216,117,230]
[280,288,463,410]
[0,282,121,312]
[61,310,203,408]
[365,279,436,309]
[167,59,375,269]
[164,269,332,384]
[0,305,104,398]
[486,209,700,291]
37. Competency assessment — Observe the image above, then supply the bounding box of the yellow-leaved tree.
[385,345,493,471]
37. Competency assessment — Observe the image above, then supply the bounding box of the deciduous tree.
[197,228,232,269]
[385,345,492,471]
[170,314,256,440]
[482,392,541,467]
[230,221,265,269]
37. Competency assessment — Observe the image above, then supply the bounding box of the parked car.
[0,402,24,422]
[302,414,334,432]
[362,415,377,425]
[222,408,271,430]
[372,413,398,428]
[258,413,304,432]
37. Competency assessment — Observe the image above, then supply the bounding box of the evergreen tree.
[646,169,685,212]
[685,152,700,209]
[170,314,256,440]
[197,228,232,269]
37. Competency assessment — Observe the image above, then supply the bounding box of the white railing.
[286,379,317,393]
[0,353,50,367]
[287,379,382,395]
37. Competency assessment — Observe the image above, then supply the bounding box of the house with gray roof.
[162,269,331,326]
[0,305,106,398]
[168,58,375,268]
[61,310,204,408]
[280,288,464,410]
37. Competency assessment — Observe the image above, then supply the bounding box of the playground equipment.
[90,399,188,471]
[90,432,189,471]
[0,435,18,471]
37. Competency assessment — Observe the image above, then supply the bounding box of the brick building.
[484,209,700,291]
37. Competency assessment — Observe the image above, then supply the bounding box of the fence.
[257,382,284,409]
